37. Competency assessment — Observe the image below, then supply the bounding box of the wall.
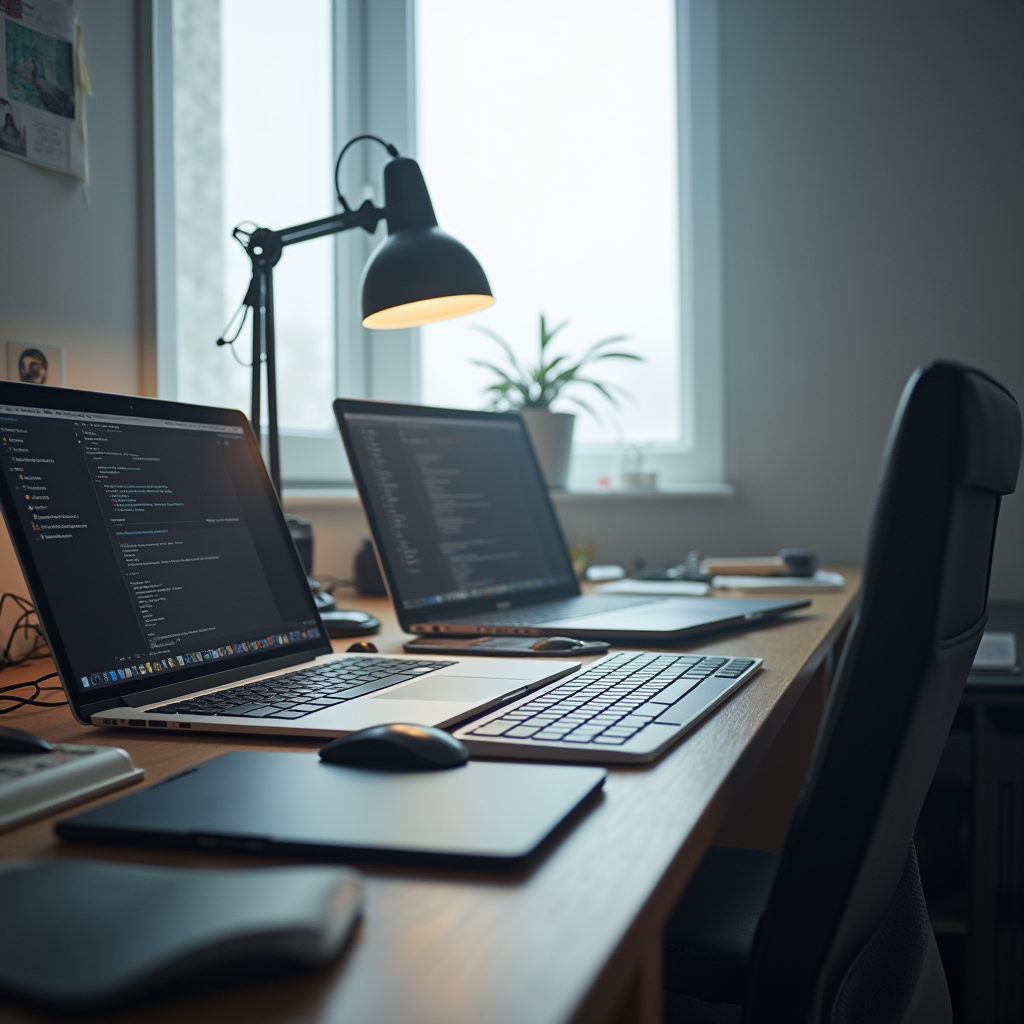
[710,1,1024,599]
[2,3,1023,610]
[0,0,141,601]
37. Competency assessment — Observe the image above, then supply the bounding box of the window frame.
[152,0,723,491]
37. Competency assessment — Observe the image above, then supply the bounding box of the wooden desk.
[0,574,859,1024]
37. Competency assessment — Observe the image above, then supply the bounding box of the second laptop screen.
[344,412,575,612]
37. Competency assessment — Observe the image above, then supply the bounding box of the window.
[417,0,681,448]
[155,0,721,489]
[169,0,336,430]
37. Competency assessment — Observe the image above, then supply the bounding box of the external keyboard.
[0,744,144,832]
[148,657,451,720]
[454,651,759,763]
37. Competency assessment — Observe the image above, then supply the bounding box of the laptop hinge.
[121,650,314,708]
[80,696,128,717]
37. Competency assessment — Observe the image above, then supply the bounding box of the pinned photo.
[4,17,75,120]
[6,341,64,386]
[0,98,26,157]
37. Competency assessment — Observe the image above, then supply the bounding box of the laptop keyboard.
[449,595,656,628]
[461,651,755,747]
[146,657,451,720]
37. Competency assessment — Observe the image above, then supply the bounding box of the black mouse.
[531,636,587,652]
[319,609,381,638]
[319,724,468,770]
[0,725,53,754]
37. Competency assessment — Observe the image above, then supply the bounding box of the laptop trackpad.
[372,676,521,703]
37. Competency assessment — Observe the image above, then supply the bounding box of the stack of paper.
[711,570,846,591]
[596,579,711,597]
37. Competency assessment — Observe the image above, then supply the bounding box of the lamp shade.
[360,157,494,329]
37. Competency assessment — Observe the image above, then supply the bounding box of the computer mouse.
[319,609,381,638]
[319,723,469,770]
[346,641,379,653]
[531,636,587,652]
[0,725,53,754]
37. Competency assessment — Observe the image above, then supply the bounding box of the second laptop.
[334,399,808,643]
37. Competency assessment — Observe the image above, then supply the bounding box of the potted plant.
[473,314,641,488]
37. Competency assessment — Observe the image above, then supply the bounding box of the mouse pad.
[57,753,607,868]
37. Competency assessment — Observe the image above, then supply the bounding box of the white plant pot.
[519,408,575,489]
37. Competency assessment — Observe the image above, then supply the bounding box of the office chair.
[664,361,1022,1024]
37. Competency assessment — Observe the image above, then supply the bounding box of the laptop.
[333,399,809,642]
[0,383,574,737]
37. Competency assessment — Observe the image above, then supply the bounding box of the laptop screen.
[336,403,578,621]
[0,386,327,707]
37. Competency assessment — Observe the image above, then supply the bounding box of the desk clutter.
[594,548,847,596]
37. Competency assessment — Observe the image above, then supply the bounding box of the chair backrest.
[744,362,1021,1023]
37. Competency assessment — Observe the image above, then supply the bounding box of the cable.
[334,134,399,208]
[0,593,49,668]
[0,595,66,713]
[215,299,256,367]
[0,672,66,715]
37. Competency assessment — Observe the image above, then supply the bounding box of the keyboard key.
[506,726,540,738]
[338,675,417,699]
[592,736,628,745]
[268,710,309,719]
[646,679,701,705]
[614,716,651,728]
[470,721,514,737]
[218,702,271,716]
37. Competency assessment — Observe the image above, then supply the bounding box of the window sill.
[281,482,735,508]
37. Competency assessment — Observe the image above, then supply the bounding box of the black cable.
[0,592,49,668]
[334,134,399,208]
[0,594,63,713]
[0,672,66,715]
[215,300,256,367]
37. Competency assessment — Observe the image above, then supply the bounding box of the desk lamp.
[220,135,491,623]
[223,134,494,495]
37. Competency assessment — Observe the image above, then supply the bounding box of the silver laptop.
[0,383,573,738]
[333,399,809,642]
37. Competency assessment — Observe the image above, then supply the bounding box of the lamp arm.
[278,200,385,248]
[228,200,385,496]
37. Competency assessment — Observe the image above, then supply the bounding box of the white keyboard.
[0,744,144,832]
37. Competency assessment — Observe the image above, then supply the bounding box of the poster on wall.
[0,0,89,178]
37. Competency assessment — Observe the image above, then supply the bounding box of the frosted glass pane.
[416,0,681,444]
[220,0,335,431]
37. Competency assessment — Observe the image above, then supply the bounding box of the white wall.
[0,0,141,599]
[2,2,1023,609]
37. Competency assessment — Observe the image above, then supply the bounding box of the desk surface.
[0,575,859,1024]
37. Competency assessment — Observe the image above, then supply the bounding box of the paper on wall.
[0,0,89,178]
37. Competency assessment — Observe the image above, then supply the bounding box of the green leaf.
[561,393,600,419]
[572,376,634,408]
[539,314,569,353]
[470,325,525,378]
[591,351,643,362]
[470,361,518,387]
